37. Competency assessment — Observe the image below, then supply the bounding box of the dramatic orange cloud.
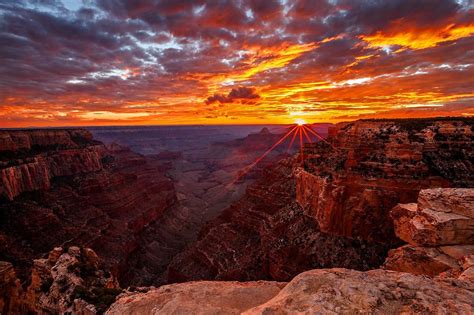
[361,22,474,50]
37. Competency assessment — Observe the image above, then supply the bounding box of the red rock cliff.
[296,118,474,243]
[0,129,177,285]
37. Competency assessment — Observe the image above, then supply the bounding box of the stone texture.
[418,188,474,218]
[107,268,474,315]
[383,245,461,276]
[25,247,120,314]
[0,261,23,314]
[1,247,120,314]
[385,188,474,277]
[246,269,474,314]
[391,189,474,246]
[107,281,285,315]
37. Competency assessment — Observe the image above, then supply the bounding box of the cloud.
[205,87,260,105]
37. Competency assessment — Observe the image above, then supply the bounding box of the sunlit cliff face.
[0,0,473,127]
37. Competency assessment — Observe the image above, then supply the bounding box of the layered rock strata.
[296,118,474,242]
[384,188,474,277]
[0,129,177,285]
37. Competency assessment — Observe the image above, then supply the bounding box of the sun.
[295,118,306,126]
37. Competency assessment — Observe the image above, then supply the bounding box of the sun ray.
[287,126,299,153]
[299,126,304,162]
[303,125,336,150]
[302,126,313,143]
[227,125,298,187]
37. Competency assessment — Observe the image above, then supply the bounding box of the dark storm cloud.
[206,87,260,105]
[331,0,461,33]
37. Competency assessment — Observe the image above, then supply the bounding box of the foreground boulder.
[385,188,474,276]
[107,281,284,314]
[107,268,474,314]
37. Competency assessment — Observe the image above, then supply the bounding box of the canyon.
[167,118,473,283]
[1,118,473,314]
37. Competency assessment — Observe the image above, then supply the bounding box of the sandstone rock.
[107,281,284,315]
[0,129,177,286]
[26,247,120,314]
[245,269,474,314]
[167,159,390,284]
[383,245,463,276]
[459,255,474,281]
[385,188,474,277]
[418,188,474,218]
[391,188,474,246]
[107,268,474,314]
[48,247,63,264]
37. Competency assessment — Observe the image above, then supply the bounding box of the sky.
[0,0,473,127]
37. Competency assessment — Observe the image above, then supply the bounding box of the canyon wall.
[0,129,177,285]
[296,118,473,243]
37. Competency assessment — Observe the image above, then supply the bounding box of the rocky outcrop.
[167,118,474,283]
[107,268,474,314]
[384,188,474,277]
[0,129,95,153]
[296,118,474,243]
[1,247,120,314]
[25,246,121,314]
[0,129,103,201]
[0,129,177,285]
[167,158,390,284]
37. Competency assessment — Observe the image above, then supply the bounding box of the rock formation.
[0,129,177,285]
[384,188,474,277]
[296,118,473,243]
[0,246,120,314]
[107,268,474,314]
